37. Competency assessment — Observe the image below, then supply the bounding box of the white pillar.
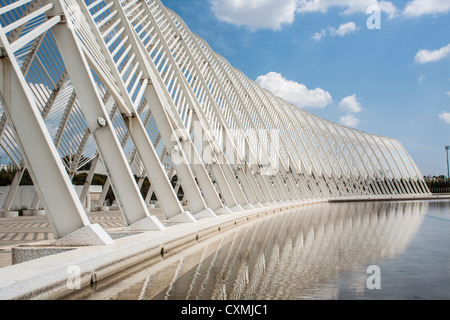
[51,21,164,230]
[0,29,111,243]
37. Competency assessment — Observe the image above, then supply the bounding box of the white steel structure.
[0,0,430,243]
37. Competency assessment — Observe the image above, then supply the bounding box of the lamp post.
[446,146,450,179]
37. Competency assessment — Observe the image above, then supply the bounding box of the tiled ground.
[0,211,127,268]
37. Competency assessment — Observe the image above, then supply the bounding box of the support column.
[272,173,288,202]
[286,172,303,201]
[0,167,24,215]
[125,116,197,223]
[199,125,243,212]
[69,0,197,224]
[52,21,164,231]
[143,86,217,218]
[0,31,112,243]
[243,164,266,205]
[79,155,99,211]
[298,176,309,199]
[97,176,111,207]
[216,153,250,209]
[235,165,259,208]
[261,173,280,203]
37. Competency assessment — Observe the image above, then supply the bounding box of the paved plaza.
[0,211,127,268]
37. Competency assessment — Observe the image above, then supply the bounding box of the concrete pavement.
[0,211,127,268]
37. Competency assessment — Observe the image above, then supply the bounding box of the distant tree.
[72,173,88,185]
[0,171,14,186]
[19,169,33,186]
[425,176,450,193]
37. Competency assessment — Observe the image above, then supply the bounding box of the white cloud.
[211,0,297,31]
[297,0,397,17]
[404,0,450,17]
[313,22,359,40]
[439,111,450,124]
[256,72,333,108]
[339,94,362,113]
[340,114,360,127]
[211,0,401,31]
[339,94,362,128]
[415,43,450,63]
[418,75,425,83]
[446,91,450,96]
[313,29,327,41]
[334,22,359,36]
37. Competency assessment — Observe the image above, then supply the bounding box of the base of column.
[230,205,244,212]
[22,209,46,216]
[168,211,197,223]
[51,224,114,247]
[125,216,166,232]
[93,206,109,212]
[0,210,19,218]
[194,208,217,220]
[215,206,233,215]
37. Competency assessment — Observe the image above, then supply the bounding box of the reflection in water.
[427,200,450,221]
[75,201,432,300]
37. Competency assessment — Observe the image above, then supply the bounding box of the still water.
[73,200,450,300]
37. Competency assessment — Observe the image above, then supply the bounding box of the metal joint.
[97,117,107,128]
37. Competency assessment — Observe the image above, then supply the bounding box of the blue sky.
[161,0,450,177]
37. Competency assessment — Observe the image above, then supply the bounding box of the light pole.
[446,146,450,179]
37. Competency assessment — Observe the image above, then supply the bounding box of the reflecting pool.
[70,200,450,300]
